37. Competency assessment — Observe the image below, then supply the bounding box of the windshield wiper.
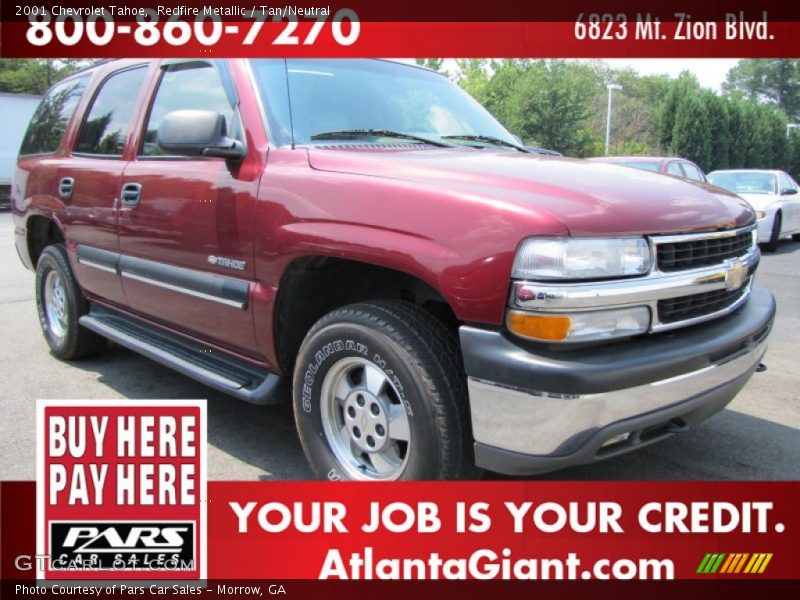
[309,129,454,148]
[442,134,530,152]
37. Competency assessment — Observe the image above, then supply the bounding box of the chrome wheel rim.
[44,270,68,340]
[320,357,411,480]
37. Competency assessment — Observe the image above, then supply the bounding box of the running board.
[80,306,285,405]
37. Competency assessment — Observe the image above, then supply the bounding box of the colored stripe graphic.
[701,553,773,575]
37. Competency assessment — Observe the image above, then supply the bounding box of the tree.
[703,91,731,171]
[658,72,701,152]
[723,59,800,120]
[788,130,800,180]
[510,60,595,155]
[670,93,711,168]
[0,59,87,94]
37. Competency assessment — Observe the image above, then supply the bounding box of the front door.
[118,61,262,358]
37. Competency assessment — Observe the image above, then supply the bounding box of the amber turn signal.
[506,311,571,341]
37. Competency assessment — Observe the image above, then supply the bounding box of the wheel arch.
[272,255,460,375]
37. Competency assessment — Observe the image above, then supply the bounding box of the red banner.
[3,480,798,580]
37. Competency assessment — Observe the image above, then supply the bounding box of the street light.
[605,83,622,156]
[788,123,800,137]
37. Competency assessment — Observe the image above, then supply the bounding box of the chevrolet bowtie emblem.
[725,261,748,291]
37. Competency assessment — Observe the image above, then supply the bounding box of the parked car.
[589,156,708,182]
[0,93,41,209]
[13,59,774,480]
[707,169,800,252]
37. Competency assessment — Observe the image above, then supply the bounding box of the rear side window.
[667,162,684,177]
[75,67,148,156]
[681,162,705,182]
[141,64,234,157]
[19,76,89,156]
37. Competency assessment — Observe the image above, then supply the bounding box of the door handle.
[121,183,142,207]
[58,177,74,199]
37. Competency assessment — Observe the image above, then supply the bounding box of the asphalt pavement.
[1,211,798,481]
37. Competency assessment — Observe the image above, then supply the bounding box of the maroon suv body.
[13,59,774,480]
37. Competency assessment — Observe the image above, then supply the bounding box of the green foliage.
[0,59,86,95]
[723,59,800,120]
[424,57,800,178]
[703,91,731,171]
[670,93,711,167]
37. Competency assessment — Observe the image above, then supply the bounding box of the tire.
[292,300,476,481]
[792,233,800,242]
[35,244,107,360]
[763,212,782,253]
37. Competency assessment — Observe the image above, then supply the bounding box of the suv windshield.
[249,59,518,149]
[709,171,777,195]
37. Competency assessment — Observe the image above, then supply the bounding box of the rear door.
[63,64,151,306]
[118,60,262,357]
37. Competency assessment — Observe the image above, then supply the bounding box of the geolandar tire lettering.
[292,300,476,481]
[35,244,107,360]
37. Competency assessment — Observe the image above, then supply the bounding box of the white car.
[708,169,800,252]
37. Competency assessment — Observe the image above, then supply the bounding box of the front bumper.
[461,284,775,475]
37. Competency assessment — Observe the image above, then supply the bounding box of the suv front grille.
[657,231,752,272]
[657,285,748,324]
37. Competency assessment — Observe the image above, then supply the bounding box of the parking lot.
[1,210,798,481]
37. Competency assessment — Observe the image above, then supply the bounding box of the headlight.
[755,211,767,219]
[507,307,651,342]
[512,237,651,280]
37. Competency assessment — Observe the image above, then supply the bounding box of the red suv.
[13,59,774,480]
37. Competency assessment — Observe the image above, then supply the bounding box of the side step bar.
[80,305,285,405]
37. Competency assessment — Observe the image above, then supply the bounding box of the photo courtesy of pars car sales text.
[0,0,798,594]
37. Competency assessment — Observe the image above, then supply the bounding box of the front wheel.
[292,300,475,481]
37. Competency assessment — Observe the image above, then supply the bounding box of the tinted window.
[75,67,147,156]
[19,76,89,156]
[621,161,660,172]
[681,162,705,182]
[141,64,234,156]
[667,162,684,176]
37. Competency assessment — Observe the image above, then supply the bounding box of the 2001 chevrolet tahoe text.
[12,59,775,480]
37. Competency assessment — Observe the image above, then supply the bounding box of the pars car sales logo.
[36,400,207,580]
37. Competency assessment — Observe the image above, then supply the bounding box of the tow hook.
[756,363,767,373]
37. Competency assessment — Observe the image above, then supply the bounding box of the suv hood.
[308,148,754,235]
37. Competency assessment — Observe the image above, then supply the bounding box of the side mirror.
[780,188,798,195]
[157,110,245,160]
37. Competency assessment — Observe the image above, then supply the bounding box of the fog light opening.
[601,432,631,448]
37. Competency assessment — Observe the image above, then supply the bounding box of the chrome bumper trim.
[468,335,767,457]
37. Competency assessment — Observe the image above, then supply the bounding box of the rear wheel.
[763,212,782,252]
[293,300,475,481]
[35,244,107,360]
